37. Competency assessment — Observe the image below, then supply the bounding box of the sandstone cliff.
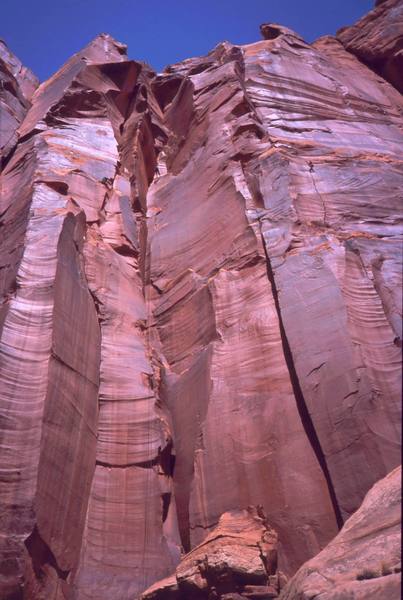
[0,1,401,599]
[280,466,401,600]
[141,467,402,599]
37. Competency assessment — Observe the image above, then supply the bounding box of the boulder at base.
[141,506,286,599]
[280,466,401,600]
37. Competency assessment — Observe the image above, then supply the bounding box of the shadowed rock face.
[337,0,403,93]
[0,39,38,158]
[0,2,402,599]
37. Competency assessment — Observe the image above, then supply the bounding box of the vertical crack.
[259,225,344,530]
[308,161,328,226]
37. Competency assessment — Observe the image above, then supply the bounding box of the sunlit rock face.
[141,506,284,600]
[280,466,402,600]
[0,1,401,598]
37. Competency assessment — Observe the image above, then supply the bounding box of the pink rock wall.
[0,3,401,598]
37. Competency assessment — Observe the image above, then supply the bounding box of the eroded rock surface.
[0,35,179,600]
[280,466,402,600]
[0,39,38,158]
[0,2,402,599]
[146,8,402,579]
[337,0,403,92]
[141,507,284,600]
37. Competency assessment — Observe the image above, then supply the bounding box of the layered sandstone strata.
[0,2,401,599]
[0,35,179,600]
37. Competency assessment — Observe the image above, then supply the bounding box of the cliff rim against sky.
[0,0,402,598]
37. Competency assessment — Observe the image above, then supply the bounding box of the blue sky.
[2,0,374,81]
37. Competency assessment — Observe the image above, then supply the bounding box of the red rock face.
[280,466,402,599]
[0,39,38,158]
[337,0,403,93]
[0,3,402,599]
[0,35,179,600]
[141,506,283,600]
